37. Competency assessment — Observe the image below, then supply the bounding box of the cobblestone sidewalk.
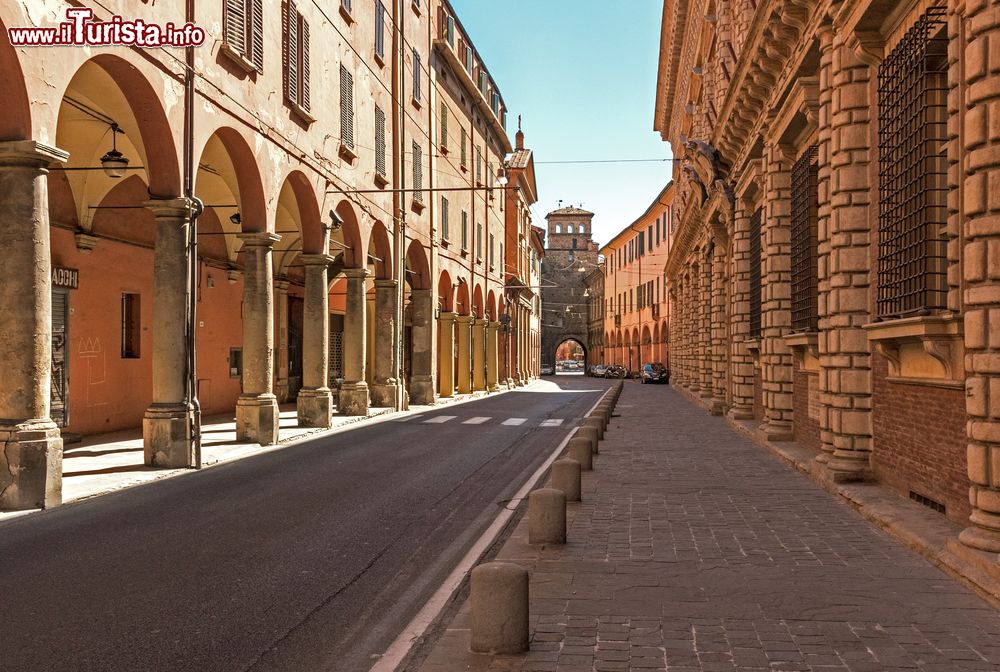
[415,383,1000,672]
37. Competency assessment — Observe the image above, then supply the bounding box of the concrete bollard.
[470,562,529,654]
[528,487,567,544]
[586,414,606,439]
[576,425,599,454]
[568,437,593,470]
[551,457,582,502]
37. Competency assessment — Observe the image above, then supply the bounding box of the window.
[876,7,948,318]
[478,70,488,96]
[341,0,352,12]
[412,141,423,201]
[647,225,653,252]
[439,100,448,150]
[121,292,141,358]
[441,196,449,240]
[460,127,468,168]
[791,145,819,332]
[223,0,264,72]
[445,15,455,47]
[229,348,243,378]
[340,65,354,149]
[461,211,469,250]
[282,0,310,112]
[477,222,483,259]
[465,46,473,72]
[566,224,573,234]
[412,48,422,102]
[656,217,661,244]
[374,0,385,60]
[489,233,495,268]
[572,238,578,249]
[491,91,500,116]
[374,106,387,177]
[476,145,482,184]
[554,224,562,234]
[749,207,763,339]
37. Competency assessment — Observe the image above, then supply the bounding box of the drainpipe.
[393,0,406,411]
[184,0,204,466]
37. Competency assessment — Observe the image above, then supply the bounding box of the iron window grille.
[791,144,819,332]
[876,6,949,319]
[749,207,762,339]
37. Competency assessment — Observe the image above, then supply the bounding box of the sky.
[450,0,674,248]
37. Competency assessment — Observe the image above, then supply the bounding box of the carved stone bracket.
[863,315,964,386]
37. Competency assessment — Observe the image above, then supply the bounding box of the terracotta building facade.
[655,0,1000,559]
[599,183,674,372]
[0,0,538,510]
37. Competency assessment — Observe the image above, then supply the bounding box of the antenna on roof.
[558,199,563,208]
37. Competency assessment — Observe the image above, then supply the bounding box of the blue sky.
[450,0,674,247]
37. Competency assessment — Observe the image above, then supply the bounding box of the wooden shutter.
[375,0,384,59]
[250,0,264,71]
[224,0,247,56]
[283,0,298,104]
[375,105,386,176]
[300,15,310,110]
[440,101,448,149]
[460,128,467,167]
[412,50,421,101]
[441,197,449,240]
[413,142,422,201]
[340,65,355,148]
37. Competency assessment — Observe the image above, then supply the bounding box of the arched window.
[555,224,562,234]
[567,224,574,234]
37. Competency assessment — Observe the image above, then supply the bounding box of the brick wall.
[792,364,821,451]
[871,356,969,524]
[753,369,763,421]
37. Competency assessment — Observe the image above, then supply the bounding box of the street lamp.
[100,123,130,178]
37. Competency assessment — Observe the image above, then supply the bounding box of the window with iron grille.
[282,0,310,112]
[375,105,386,177]
[374,0,385,60]
[791,144,819,332]
[121,293,141,358]
[224,0,264,72]
[876,6,948,319]
[340,65,354,149]
[412,141,423,201]
[749,207,762,339]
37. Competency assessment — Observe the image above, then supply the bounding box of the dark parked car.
[604,365,627,379]
[640,363,670,384]
[541,364,555,376]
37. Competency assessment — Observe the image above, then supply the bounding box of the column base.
[143,404,194,469]
[727,406,754,421]
[236,394,280,446]
[409,377,436,405]
[699,388,714,399]
[959,510,1000,553]
[761,420,795,442]
[370,379,399,408]
[488,383,500,392]
[709,399,726,416]
[823,450,874,483]
[339,381,370,416]
[297,388,333,428]
[0,419,62,510]
[275,379,290,404]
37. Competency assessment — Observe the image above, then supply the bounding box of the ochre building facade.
[656,0,1000,556]
[0,0,540,510]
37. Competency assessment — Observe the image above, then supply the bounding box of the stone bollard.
[568,437,593,470]
[551,457,582,502]
[576,425,599,454]
[470,562,529,654]
[586,414,606,439]
[528,487,567,544]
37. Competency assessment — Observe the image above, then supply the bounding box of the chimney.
[515,114,524,150]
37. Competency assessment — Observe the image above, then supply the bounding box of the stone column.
[960,1,1000,552]
[456,315,473,394]
[371,279,399,407]
[687,268,700,392]
[728,204,755,418]
[710,240,727,415]
[473,318,488,391]
[668,288,678,374]
[143,197,197,468]
[820,37,874,478]
[236,232,281,444]
[339,268,371,416]
[274,278,290,403]
[759,142,795,441]
[296,255,333,428]
[438,312,456,397]
[0,141,69,510]
[409,289,436,404]
[699,249,714,398]
[487,321,501,391]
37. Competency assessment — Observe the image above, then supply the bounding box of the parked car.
[604,365,627,379]
[590,364,608,377]
[640,363,670,384]
[541,364,554,376]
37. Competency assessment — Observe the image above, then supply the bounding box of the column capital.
[439,311,457,323]
[0,140,69,168]
[474,318,489,327]
[488,321,501,330]
[237,231,281,248]
[374,278,399,289]
[300,253,336,267]
[456,314,475,325]
[274,277,290,292]
[342,267,372,280]
[144,197,198,220]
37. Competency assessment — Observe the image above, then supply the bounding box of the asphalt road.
[0,376,606,672]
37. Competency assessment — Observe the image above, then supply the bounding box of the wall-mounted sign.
[52,266,79,290]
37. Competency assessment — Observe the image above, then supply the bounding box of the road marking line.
[423,415,457,424]
[462,417,491,425]
[501,418,527,426]
[370,384,614,672]
[540,419,564,427]
[396,415,423,422]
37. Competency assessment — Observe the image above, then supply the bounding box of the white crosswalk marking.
[397,415,423,422]
[463,417,491,425]
[540,419,564,427]
[423,415,457,424]
[502,418,527,426]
